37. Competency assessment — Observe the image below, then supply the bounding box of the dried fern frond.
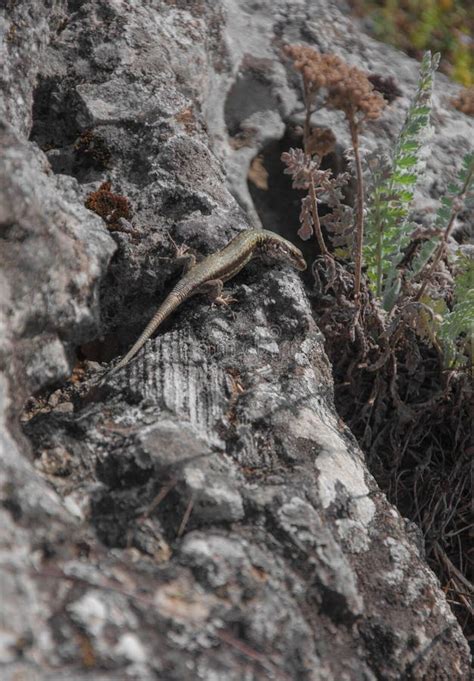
[282,149,350,242]
[284,44,386,298]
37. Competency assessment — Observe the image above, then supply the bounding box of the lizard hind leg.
[196,279,237,306]
[214,293,238,306]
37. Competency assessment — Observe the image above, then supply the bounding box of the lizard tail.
[109,294,181,374]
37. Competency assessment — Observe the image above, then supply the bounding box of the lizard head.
[260,232,307,272]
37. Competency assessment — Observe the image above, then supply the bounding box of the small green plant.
[414,152,474,293]
[364,51,440,309]
[439,253,474,368]
[283,45,473,367]
[282,44,473,635]
[282,44,473,634]
[405,152,474,368]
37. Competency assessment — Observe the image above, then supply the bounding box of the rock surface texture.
[0,1,471,680]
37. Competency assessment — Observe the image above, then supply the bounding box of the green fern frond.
[409,152,474,280]
[364,51,440,307]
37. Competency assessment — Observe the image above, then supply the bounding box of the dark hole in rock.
[29,75,111,182]
[29,75,83,151]
[77,339,113,364]
[66,0,88,11]
[30,76,111,182]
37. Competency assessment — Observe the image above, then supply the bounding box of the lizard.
[107,229,306,376]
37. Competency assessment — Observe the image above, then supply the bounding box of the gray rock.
[0,0,471,679]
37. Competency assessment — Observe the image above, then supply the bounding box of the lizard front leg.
[178,252,197,274]
[167,234,197,273]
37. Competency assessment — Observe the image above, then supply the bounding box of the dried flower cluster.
[306,127,336,158]
[283,44,386,121]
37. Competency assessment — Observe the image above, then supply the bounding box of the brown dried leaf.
[248,155,269,190]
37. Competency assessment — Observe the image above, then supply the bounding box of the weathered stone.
[0,0,471,679]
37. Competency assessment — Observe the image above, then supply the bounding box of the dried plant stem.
[374,199,383,297]
[349,115,364,304]
[308,174,330,256]
[303,81,313,151]
[415,215,456,301]
[302,83,330,257]
[177,494,195,537]
[415,165,473,301]
[434,542,474,614]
